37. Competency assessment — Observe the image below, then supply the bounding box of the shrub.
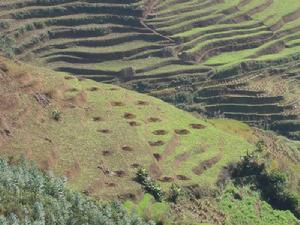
[136,168,164,202]
[168,184,182,203]
[51,109,62,121]
[229,141,299,218]
[136,167,149,184]
[0,157,153,225]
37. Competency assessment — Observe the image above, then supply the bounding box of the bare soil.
[124,112,136,119]
[192,155,222,176]
[111,101,125,106]
[149,140,165,146]
[190,123,207,129]
[153,129,168,135]
[128,121,141,126]
[153,153,162,161]
[175,129,190,135]
[176,174,191,180]
[122,145,134,152]
[148,117,162,122]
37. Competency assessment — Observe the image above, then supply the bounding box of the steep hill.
[0,56,253,200]
[1,56,299,224]
[1,0,300,139]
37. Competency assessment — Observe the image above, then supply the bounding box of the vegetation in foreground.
[0,157,153,225]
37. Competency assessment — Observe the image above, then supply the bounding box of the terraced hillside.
[1,0,300,139]
[0,56,255,201]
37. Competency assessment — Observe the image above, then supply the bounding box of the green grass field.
[0,57,254,199]
[1,1,300,223]
[1,0,300,138]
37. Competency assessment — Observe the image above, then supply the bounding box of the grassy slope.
[0,56,253,200]
[0,57,299,224]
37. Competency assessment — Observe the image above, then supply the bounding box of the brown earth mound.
[148,117,162,122]
[149,140,165,146]
[190,123,207,129]
[93,116,104,122]
[176,175,191,180]
[128,121,141,126]
[111,101,125,106]
[175,129,190,135]
[102,150,113,156]
[124,113,136,119]
[114,170,127,177]
[122,145,134,152]
[153,153,162,161]
[159,176,174,182]
[192,155,222,176]
[153,129,168,135]
[136,100,150,105]
[97,129,111,134]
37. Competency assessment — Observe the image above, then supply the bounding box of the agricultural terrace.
[1,0,300,138]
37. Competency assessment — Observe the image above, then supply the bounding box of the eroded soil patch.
[97,129,111,134]
[159,176,174,182]
[175,129,190,135]
[128,121,141,126]
[190,123,207,129]
[93,116,104,122]
[136,100,149,105]
[153,129,168,135]
[111,101,125,106]
[122,145,134,152]
[153,153,162,161]
[124,113,136,119]
[149,140,165,146]
[148,117,162,122]
[176,175,191,181]
[102,150,113,156]
[192,155,222,176]
[114,170,126,178]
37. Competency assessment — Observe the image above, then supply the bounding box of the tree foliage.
[0,157,154,225]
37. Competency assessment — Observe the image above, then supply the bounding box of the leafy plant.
[136,168,164,202]
[229,141,299,218]
[51,109,62,121]
[0,157,153,225]
[168,184,182,204]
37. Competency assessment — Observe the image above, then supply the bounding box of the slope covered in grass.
[0,57,299,224]
[0,56,253,200]
[1,0,300,139]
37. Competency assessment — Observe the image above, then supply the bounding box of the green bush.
[168,184,182,204]
[51,109,62,121]
[230,142,299,218]
[0,157,154,225]
[136,168,164,202]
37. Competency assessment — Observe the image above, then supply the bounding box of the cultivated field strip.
[1,0,300,138]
